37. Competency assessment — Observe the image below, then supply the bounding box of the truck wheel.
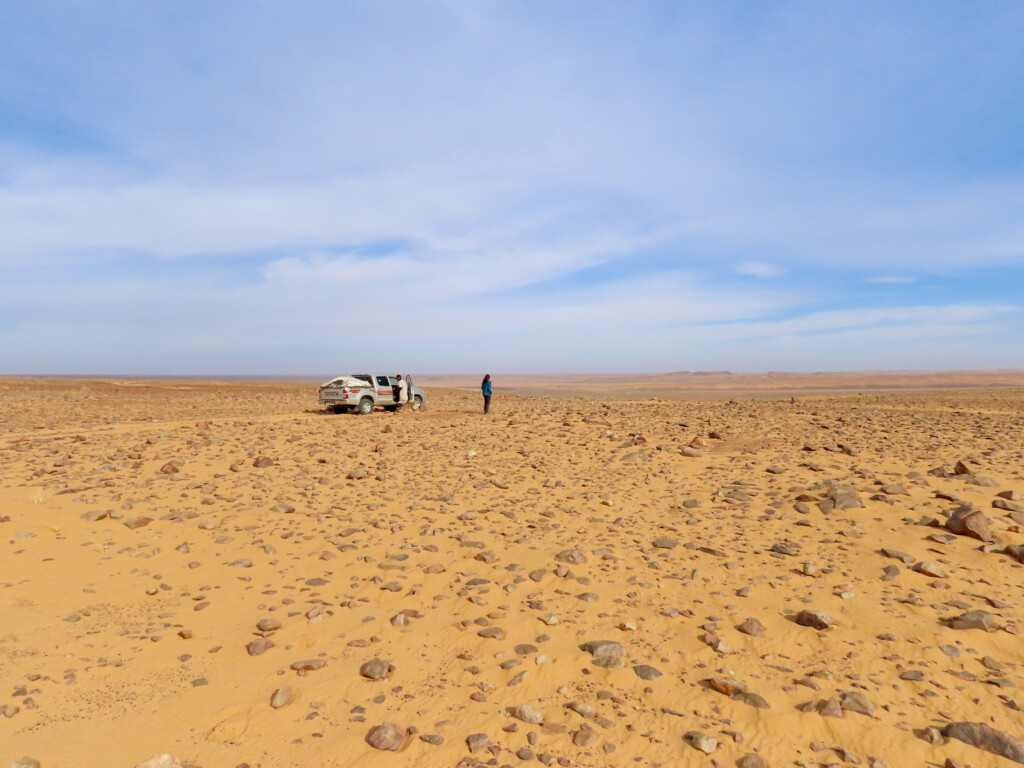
[357,398,374,415]
[414,395,424,408]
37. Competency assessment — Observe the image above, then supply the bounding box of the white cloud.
[868,276,916,284]
[735,261,784,278]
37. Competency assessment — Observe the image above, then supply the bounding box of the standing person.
[481,374,492,414]
[396,375,408,409]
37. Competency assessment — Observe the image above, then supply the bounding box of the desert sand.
[2,376,1024,768]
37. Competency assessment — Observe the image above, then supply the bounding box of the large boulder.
[946,506,993,541]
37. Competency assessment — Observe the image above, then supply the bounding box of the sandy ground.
[1,377,1024,768]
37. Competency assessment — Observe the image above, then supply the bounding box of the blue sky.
[1,1,1022,374]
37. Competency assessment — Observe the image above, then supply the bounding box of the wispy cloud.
[868,276,917,284]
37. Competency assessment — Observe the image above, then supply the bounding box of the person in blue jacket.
[481,374,492,414]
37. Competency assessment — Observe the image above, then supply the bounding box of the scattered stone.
[737,617,766,637]
[359,658,394,680]
[795,610,834,630]
[942,722,1024,764]
[684,731,720,754]
[840,691,876,717]
[633,664,662,680]
[270,685,293,708]
[466,733,491,752]
[366,722,406,751]
[506,704,543,724]
[580,640,625,659]
[949,610,997,631]
[912,561,946,578]
[946,506,994,542]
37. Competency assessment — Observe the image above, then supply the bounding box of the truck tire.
[357,398,374,415]
[414,395,424,408]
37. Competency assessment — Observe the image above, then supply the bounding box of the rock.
[580,640,625,659]
[360,658,394,680]
[954,460,976,476]
[270,685,293,708]
[633,664,662,680]
[477,627,504,640]
[124,516,153,529]
[912,561,946,578]
[795,609,834,630]
[652,537,678,549]
[366,722,406,751]
[246,637,274,656]
[942,722,1024,764]
[290,659,325,672]
[253,456,274,468]
[159,462,178,474]
[738,755,770,768]
[573,727,599,747]
[256,618,282,632]
[821,484,862,511]
[466,733,491,752]
[555,548,587,564]
[735,691,771,709]
[840,691,876,716]
[507,704,543,724]
[819,696,844,718]
[566,700,595,718]
[133,756,182,768]
[881,548,914,563]
[994,499,1024,514]
[11,760,41,768]
[704,677,746,696]
[949,610,996,631]
[737,617,766,636]
[946,506,993,541]
[684,731,720,754]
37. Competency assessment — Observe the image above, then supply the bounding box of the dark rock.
[633,664,662,680]
[795,610,834,630]
[946,506,993,542]
[942,722,1024,764]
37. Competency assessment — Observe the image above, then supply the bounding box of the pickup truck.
[318,374,425,414]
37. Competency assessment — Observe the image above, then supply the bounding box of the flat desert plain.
[2,377,1024,768]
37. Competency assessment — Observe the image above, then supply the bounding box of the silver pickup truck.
[319,374,425,414]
